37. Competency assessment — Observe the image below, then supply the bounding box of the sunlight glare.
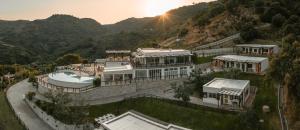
[145,0,180,17]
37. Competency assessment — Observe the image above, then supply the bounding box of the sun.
[145,0,180,17]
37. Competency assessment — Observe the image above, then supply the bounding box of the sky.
[0,0,214,24]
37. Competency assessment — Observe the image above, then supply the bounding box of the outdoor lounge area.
[203,78,251,109]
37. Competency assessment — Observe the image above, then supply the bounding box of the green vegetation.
[0,92,25,130]
[240,23,258,42]
[195,56,214,64]
[89,98,238,130]
[211,72,279,130]
[93,78,101,87]
[55,53,83,66]
[37,91,89,125]
[35,71,279,130]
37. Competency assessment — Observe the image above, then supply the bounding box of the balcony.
[133,62,193,69]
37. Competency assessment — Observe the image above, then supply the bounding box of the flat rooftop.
[106,50,131,54]
[203,78,249,90]
[236,44,278,48]
[214,55,268,63]
[103,64,133,72]
[135,48,192,57]
[101,111,190,130]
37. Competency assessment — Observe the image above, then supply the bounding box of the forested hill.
[1,0,300,66]
[0,2,210,64]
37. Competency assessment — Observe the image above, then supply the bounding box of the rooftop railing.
[133,62,193,68]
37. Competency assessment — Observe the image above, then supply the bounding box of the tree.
[225,0,239,13]
[93,78,101,87]
[172,82,193,103]
[224,69,242,79]
[55,54,82,66]
[43,91,73,122]
[254,0,265,14]
[209,3,225,18]
[272,14,286,27]
[188,72,214,97]
[240,24,258,41]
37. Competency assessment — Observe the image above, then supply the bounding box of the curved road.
[6,79,53,130]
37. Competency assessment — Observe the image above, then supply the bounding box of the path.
[6,79,53,130]
[278,84,289,130]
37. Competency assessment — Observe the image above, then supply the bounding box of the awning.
[218,89,243,96]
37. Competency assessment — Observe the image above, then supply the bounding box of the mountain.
[0,2,211,64]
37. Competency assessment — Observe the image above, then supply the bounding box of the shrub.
[225,0,239,13]
[93,78,101,87]
[178,28,189,37]
[209,3,225,18]
[55,54,82,66]
[272,14,286,27]
[27,92,36,101]
[240,24,258,41]
[254,0,265,14]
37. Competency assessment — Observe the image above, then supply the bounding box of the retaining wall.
[25,98,93,130]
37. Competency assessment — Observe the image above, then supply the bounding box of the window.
[180,67,188,76]
[135,70,147,79]
[235,96,239,99]
[230,95,233,100]
[149,69,162,79]
[164,67,179,79]
[203,92,207,98]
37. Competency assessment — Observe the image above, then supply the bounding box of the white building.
[132,48,194,80]
[212,55,269,74]
[203,78,251,108]
[235,44,279,56]
[100,48,195,86]
[101,63,134,86]
[97,111,190,130]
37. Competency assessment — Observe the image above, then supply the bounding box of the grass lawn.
[89,98,238,130]
[196,56,214,64]
[0,91,25,130]
[88,72,280,130]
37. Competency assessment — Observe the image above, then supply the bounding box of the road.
[192,23,271,51]
[6,79,53,130]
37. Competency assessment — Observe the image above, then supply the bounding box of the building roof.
[103,64,133,72]
[134,48,192,58]
[106,50,131,54]
[203,78,249,91]
[213,55,267,63]
[236,44,278,48]
[95,59,106,63]
[101,111,190,130]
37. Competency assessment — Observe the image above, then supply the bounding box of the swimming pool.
[48,71,94,83]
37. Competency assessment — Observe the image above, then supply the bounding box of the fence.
[193,48,236,57]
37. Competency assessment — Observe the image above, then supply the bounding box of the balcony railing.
[133,62,193,68]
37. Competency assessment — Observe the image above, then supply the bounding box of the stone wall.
[38,78,185,105]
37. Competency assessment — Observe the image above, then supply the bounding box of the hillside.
[0,2,212,64]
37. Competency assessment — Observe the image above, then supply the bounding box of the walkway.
[278,84,289,130]
[6,79,53,130]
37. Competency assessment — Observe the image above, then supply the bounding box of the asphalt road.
[6,79,53,130]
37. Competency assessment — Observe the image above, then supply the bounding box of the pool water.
[48,72,94,83]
